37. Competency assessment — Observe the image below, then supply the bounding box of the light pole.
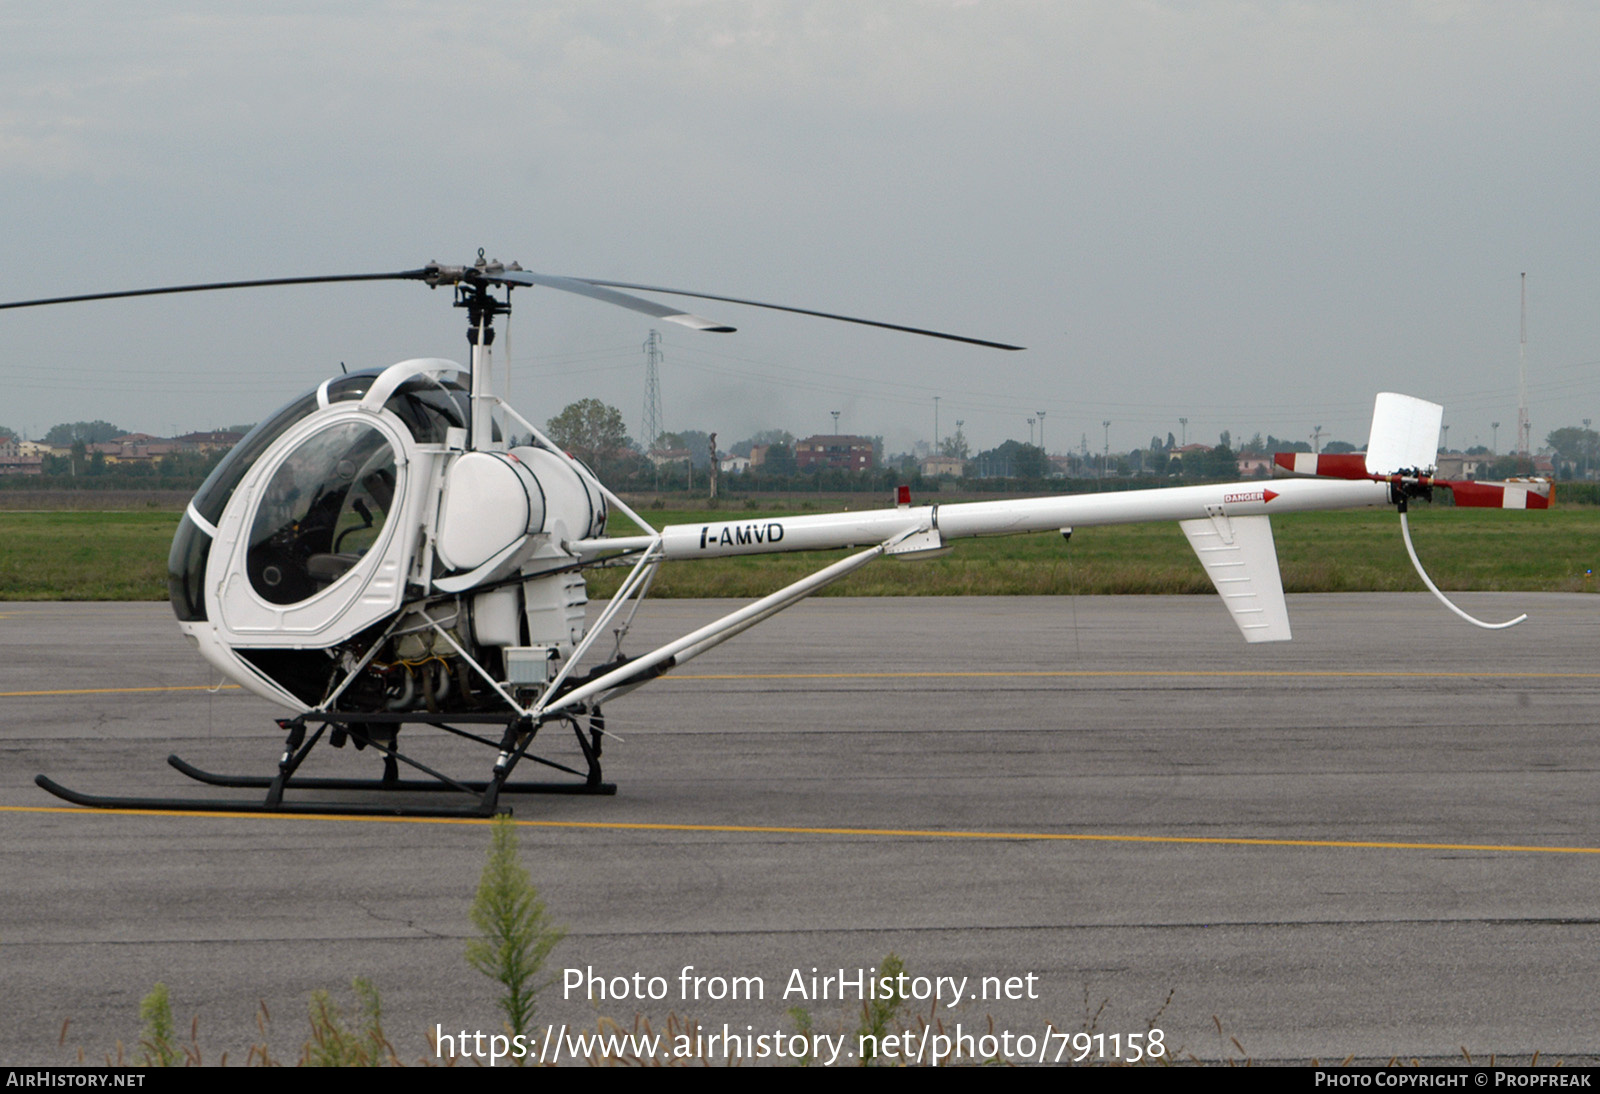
[1179,417,1187,447]
[1103,420,1111,478]
[933,396,940,451]
[1492,422,1499,455]
[831,410,840,435]
[1027,417,1035,446]
[1037,410,1047,454]
[1585,419,1593,480]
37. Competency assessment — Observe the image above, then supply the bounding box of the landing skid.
[166,755,610,795]
[35,708,615,818]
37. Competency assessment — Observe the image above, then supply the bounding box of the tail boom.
[578,477,1392,562]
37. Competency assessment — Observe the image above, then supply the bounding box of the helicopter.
[3,253,1550,817]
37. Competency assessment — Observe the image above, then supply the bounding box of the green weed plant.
[466,813,566,1057]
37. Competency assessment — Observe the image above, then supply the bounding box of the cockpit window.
[188,368,466,534]
[168,513,210,622]
[174,365,465,622]
[326,372,378,403]
[384,374,470,444]
[190,391,319,527]
[247,423,397,605]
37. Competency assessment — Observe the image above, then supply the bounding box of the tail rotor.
[1273,392,1548,630]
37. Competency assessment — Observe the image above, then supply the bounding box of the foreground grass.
[0,503,1593,601]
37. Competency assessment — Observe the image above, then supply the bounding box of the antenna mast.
[642,329,664,452]
[1517,272,1531,456]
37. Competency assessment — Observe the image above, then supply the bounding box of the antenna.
[642,330,664,452]
[1517,272,1531,456]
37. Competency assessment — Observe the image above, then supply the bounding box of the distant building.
[1435,453,1488,481]
[0,439,43,476]
[1166,443,1212,472]
[795,434,874,472]
[91,439,179,464]
[1236,454,1274,478]
[175,430,245,453]
[720,455,751,474]
[919,455,965,478]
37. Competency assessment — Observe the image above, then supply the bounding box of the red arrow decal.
[1263,489,1278,504]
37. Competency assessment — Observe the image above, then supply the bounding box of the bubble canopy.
[168,367,470,621]
[245,421,397,605]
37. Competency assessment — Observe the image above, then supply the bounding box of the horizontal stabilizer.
[1179,512,1292,643]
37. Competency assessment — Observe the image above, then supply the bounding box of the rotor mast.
[451,252,514,450]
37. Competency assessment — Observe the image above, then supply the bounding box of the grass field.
[0,511,180,600]
[0,501,1593,602]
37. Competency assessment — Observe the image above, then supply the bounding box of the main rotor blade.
[0,270,434,311]
[0,260,1024,351]
[571,278,1026,350]
[494,270,736,332]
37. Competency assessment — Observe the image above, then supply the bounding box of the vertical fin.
[1366,393,1443,475]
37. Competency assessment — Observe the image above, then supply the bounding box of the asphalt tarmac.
[1,593,1597,1066]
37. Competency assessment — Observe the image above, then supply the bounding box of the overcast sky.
[3,1,1597,456]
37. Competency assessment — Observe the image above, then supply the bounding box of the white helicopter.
[5,253,1549,816]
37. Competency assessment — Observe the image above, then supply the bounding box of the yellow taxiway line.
[0,684,242,698]
[2,804,1598,856]
[9,670,1594,853]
